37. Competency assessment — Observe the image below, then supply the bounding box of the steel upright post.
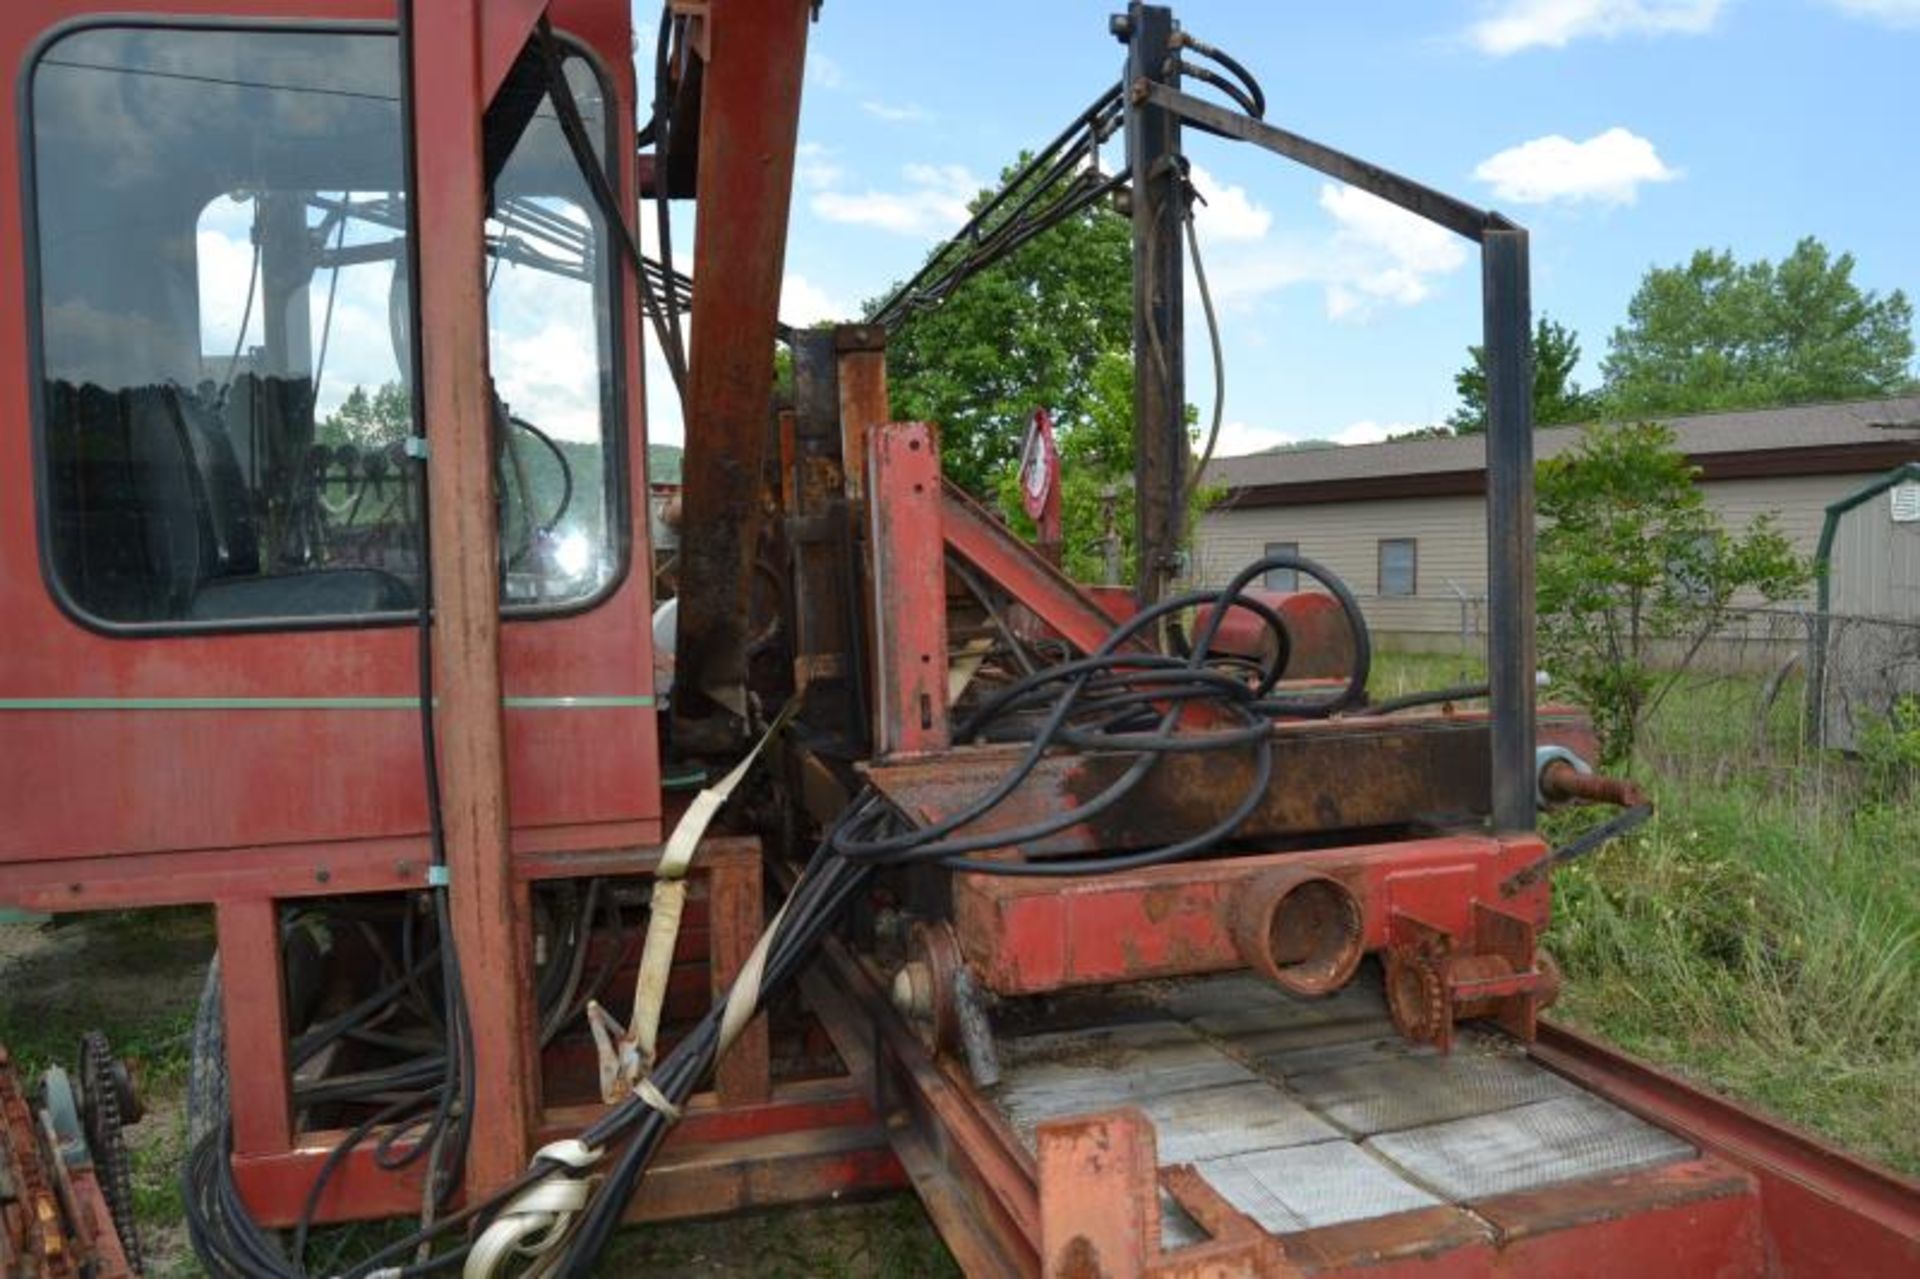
[1481,225,1537,834]
[403,0,534,1191]
[1120,3,1185,611]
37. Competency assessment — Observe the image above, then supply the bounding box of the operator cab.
[33,24,620,629]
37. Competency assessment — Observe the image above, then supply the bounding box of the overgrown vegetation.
[1377,651,1920,1176]
[1535,421,1809,763]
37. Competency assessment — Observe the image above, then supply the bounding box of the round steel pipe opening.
[1232,866,1365,997]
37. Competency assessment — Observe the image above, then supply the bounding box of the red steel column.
[866,423,949,758]
[406,0,534,1192]
[672,0,812,736]
[216,899,292,1164]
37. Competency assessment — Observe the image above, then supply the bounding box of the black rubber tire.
[187,954,229,1147]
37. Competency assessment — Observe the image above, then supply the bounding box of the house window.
[1378,538,1417,597]
[1262,541,1298,591]
[31,26,622,628]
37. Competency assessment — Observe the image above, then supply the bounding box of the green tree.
[873,158,1134,496]
[320,382,411,448]
[1602,237,1915,417]
[1447,315,1600,434]
[1536,421,1809,763]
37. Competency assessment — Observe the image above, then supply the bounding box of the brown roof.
[1202,396,1920,508]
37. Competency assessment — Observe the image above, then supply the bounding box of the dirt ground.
[0,908,956,1278]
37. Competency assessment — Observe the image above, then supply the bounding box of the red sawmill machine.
[1,1,1916,1276]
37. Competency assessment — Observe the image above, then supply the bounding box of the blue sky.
[640,0,1920,453]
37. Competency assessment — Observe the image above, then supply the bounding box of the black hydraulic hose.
[190,549,1380,1278]
[535,18,687,400]
[1178,35,1266,119]
[1173,59,1261,119]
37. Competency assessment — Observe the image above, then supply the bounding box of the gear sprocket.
[78,1031,144,1275]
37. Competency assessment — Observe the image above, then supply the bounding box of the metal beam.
[672,0,812,740]
[1482,228,1536,833]
[1123,3,1186,611]
[1139,81,1494,243]
[403,0,534,1192]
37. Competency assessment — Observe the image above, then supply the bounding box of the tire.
[187,954,229,1147]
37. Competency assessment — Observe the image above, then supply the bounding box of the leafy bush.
[1858,695,1920,799]
[1536,421,1809,763]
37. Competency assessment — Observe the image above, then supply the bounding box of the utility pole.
[1116,2,1185,614]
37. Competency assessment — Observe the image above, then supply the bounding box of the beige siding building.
[1192,397,1920,652]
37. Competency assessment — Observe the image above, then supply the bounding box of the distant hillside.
[648,443,683,483]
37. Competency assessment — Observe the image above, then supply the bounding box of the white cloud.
[1189,165,1272,243]
[1826,0,1920,26]
[807,52,847,91]
[642,339,682,447]
[1213,420,1300,456]
[1196,183,1468,320]
[1317,183,1469,319]
[794,142,843,191]
[1474,127,1678,206]
[810,163,980,238]
[1468,0,1726,54]
[860,99,931,124]
[1210,418,1423,458]
[781,273,845,327]
[1329,419,1418,446]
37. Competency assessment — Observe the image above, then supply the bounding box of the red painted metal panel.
[671,0,811,727]
[953,834,1547,995]
[1533,1023,1920,1279]
[867,422,951,757]
[216,900,294,1158]
[0,0,661,892]
[942,479,1150,658]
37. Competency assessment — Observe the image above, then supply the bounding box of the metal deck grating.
[1193,1140,1443,1231]
[986,968,1697,1243]
[1366,1093,1695,1201]
[1288,1047,1583,1136]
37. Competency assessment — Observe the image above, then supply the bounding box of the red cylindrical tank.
[1191,588,1355,679]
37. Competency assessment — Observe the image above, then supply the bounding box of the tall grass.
[1375,650,1920,1175]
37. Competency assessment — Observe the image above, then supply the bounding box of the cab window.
[31,25,622,627]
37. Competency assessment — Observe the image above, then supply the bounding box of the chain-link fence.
[1632,606,1920,785]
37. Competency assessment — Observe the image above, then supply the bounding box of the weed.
[1375,650,1920,1175]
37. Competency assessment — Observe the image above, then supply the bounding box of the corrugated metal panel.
[1830,489,1920,619]
[1821,486,1920,748]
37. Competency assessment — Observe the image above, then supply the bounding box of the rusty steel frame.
[670,0,812,736]
[1,1044,137,1278]
[947,834,1548,997]
[814,931,1920,1278]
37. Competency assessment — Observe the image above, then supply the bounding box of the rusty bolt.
[1541,760,1648,809]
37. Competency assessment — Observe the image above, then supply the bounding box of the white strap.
[463,1142,601,1279]
[593,700,797,1106]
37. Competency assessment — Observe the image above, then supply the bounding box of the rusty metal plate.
[1366,1093,1696,1202]
[1138,1082,1341,1163]
[994,1021,1257,1141]
[1191,1140,1442,1232]
[987,972,1700,1242]
[1287,1045,1581,1136]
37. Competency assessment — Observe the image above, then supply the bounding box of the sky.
[636,0,1920,456]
